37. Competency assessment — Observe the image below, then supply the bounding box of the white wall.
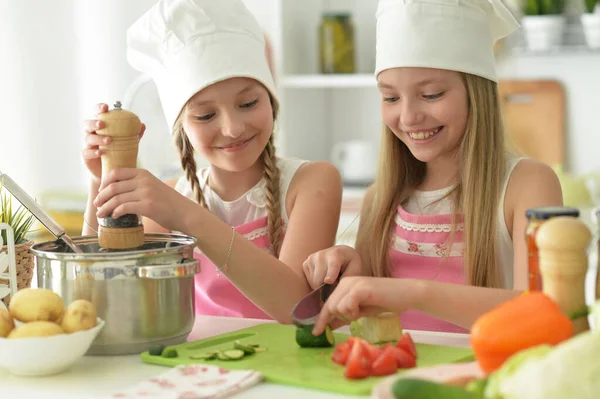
[1,0,599,201]
[0,0,158,199]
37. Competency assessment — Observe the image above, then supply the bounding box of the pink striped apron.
[389,205,469,333]
[193,216,273,319]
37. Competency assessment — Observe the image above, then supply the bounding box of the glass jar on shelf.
[319,12,355,74]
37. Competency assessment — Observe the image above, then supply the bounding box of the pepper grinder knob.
[536,216,591,334]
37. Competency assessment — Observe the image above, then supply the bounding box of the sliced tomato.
[390,346,417,369]
[371,346,399,376]
[344,340,372,379]
[364,342,383,362]
[331,342,351,365]
[346,336,357,349]
[396,332,417,359]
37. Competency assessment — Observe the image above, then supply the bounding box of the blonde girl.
[82,0,342,323]
[306,0,563,334]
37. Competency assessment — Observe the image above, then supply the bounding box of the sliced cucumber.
[254,347,267,353]
[296,324,335,348]
[189,352,217,360]
[234,341,256,355]
[148,344,166,356]
[161,347,178,358]
[223,349,245,360]
[217,351,230,360]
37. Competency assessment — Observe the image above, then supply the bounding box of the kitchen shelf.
[509,44,600,56]
[281,74,376,89]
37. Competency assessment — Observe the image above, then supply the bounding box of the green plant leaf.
[0,177,36,245]
[585,0,598,13]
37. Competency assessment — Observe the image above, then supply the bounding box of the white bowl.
[0,318,104,377]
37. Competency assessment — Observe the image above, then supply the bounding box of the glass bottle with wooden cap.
[95,101,145,250]
[536,215,591,335]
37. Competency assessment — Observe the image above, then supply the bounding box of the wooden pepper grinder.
[536,215,591,334]
[95,101,145,250]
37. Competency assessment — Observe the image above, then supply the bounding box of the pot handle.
[133,259,200,279]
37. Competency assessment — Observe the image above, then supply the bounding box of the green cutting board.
[141,323,474,396]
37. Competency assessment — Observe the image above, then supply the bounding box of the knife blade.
[290,278,338,327]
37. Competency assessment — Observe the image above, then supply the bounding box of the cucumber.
[148,344,166,356]
[295,324,335,348]
[161,347,179,358]
[254,347,267,353]
[391,378,481,399]
[189,352,217,360]
[223,349,245,360]
[234,341,256,354]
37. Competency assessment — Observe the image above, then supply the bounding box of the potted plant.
[521,0,567,52]
[581,0,600,49]
[0,178,36,306]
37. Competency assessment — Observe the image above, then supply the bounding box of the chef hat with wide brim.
[375,0,520,83]
[126,0,277,131]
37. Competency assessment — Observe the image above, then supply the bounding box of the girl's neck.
[208,160,265,201]
[420,152,460,191]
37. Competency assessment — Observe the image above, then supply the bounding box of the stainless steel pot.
[31,233,200,356]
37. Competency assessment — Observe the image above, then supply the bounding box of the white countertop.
[0,316,470,399]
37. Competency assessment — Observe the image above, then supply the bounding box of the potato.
[61,299,97,333]
[9,288,64,323]
[8,321,64,338]
[0,308,15,337]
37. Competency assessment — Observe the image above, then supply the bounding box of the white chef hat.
[375,0,520,83]
[126,0,277,131]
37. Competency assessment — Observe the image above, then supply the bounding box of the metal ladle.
[0,172,84,253]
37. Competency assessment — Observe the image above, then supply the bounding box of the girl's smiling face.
[377,67,469,164]
[183,77,274,172]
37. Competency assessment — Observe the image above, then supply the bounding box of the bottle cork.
[95,101,144,250]
[536,216,591,334]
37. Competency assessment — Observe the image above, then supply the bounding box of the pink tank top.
[389,206,468,333]
[193,216,273,319]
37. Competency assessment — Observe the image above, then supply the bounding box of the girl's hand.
[94,168,193,233]
[302,245,364,290]
[312,277,406,335]
[82,103,146,184]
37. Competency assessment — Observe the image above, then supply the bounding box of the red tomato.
[396,332,417,359]
[344,340,372,379]
[331,342,351,365]
[390,346,417,369]
[371,346,399,376]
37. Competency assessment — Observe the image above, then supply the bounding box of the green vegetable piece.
[148,344,166,356]
[223,349,245,360]
[465,377,488,397]
[295,324,334,348]
[161,347,178,358]
[391,378,480,399]
[189,352,217,360]
[350,312,403,344]
[234,341,256,355]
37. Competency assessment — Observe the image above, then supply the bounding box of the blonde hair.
[173,94,284,256]
[356,73,505,288]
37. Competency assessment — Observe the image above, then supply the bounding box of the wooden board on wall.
[498,80,565,167]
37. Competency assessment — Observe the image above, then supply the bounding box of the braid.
[262,136,283,256]
[173,119,207,208]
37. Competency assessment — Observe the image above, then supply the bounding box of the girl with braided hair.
[81,0,342,323]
